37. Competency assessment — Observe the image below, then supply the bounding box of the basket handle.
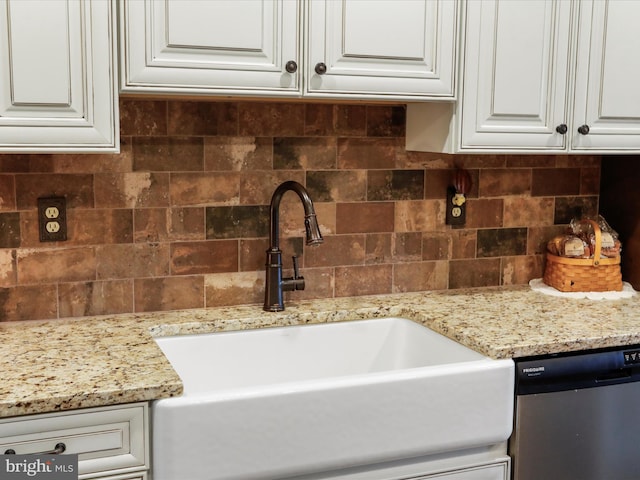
[582,219,602,266]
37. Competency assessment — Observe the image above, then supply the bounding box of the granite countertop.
[1,285,639,418]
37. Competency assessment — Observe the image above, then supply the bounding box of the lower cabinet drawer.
[0,403,148,477]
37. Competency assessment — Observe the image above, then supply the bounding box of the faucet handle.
[284,255,305,292]
[292,255,301,279]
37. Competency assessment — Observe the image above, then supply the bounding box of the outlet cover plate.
[38,196,67,242]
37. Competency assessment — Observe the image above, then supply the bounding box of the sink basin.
[152,317,514,480]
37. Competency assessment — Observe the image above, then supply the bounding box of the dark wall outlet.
[38,196,67,242]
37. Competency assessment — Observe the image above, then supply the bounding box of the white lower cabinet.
[0,403,149,480]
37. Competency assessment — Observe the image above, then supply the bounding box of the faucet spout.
[264,181,323,312]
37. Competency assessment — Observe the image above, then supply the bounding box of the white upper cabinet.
[119,0,459,101]
[407,0,640,154]
[306,0,458,99]
[0,0,119,153]
[458,0,573,151]
[571,0,640,152]
[119,0,300,97]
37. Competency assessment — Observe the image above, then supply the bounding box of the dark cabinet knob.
[577,124,590,135]
[315,62,327,75]
[555,124,568,135]
[285,60,297,74]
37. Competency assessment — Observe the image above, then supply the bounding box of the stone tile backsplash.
[0,99,601,321]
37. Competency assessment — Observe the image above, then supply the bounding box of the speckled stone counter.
[1,285,639,417]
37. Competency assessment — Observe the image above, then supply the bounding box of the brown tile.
[503,197,554,227]
[135,207,205,243]
[393,261,448,292]
[558,155,601,168]
[335,264,392,297]
[477,228,527,257]
[170,172,241,206]
[66,209,133,246]
[169,207,206,241]
[95,173,170,208]
[42,142,134,174]
[336,202,394,234]
[337,138,400,169]
[449,258,501,289]
[506,155,556,168]
[18,247,96,284]
[395,200,445,232]
[479,168,531,197]
[58,280,133,318]
[120,99,167,136]
[132,136,204,172]
[134,276,204,312]
[306,171,366,202]
[581,166,601,195]
[367,170,425,200]
[206,205,269,239]
[205,137,272,171]
[0,213,21,248]
[0,250,16,287]
[305,234,365,267]
[366,105,405,137]
[205,271,264,307]
[239,170,305,205]
[0,285,58,321]
[502,255,544,285]
[170,240,238,275]
[450,229,477,259]
[168,101,238,136]
[422,233,451,261]
[97,244,170,279]
[466,199,503,229]
[454,154,507,169]
[531,168,581,196]
[366,233,422,264]
[304,104,367,136]
[238,103,305,136]
[404,151,455,170]
[0,175,16,211]
[274,137,337,170]
[287,267,334,301]
[554,196,598,224]
[15,174,94,209]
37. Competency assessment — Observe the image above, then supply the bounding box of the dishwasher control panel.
[624,349,640,365]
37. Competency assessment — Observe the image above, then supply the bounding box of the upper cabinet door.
[572,0,640,152]
[306,0,458,100]
[0,0,118,152]
[459,0,574,151]
[120,0,300,97]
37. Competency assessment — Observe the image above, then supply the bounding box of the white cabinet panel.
[459,0,573,150]
[306,0,458,99]
[120,0,458,101]
[120,0,300,96]
[571,0,640,152]
[0,0,118,152]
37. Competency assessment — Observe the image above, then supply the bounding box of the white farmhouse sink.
[152,317,514,480]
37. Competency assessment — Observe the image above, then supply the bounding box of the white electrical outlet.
[38,197,67,242]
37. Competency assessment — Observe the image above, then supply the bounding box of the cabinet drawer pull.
[5,442,66,455]
[285,60,297,74]
[555,124,568,134]
[315,62,327,75]
[578,124,590,135]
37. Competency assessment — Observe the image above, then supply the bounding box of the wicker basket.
[543,219,623,292]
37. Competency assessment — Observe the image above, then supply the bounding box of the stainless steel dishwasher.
[509,346,640,480]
